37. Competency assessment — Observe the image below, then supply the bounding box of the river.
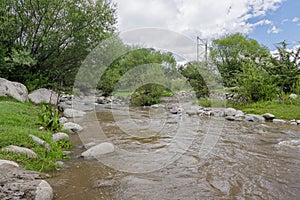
[48,105,300,200]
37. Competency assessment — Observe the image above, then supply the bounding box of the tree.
[98,48,176,96]
[210,33,270,87]
[266,41,300,93]
[0,0,116,90]
[179,62,209,98]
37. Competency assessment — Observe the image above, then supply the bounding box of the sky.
[114,0,300,51]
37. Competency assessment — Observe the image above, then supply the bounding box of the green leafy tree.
[179,62,209,98]
[210,33,270,86]
[98,48,176,96]
[265,41,300,93]
[0,0,116,90]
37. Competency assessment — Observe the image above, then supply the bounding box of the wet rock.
[55,161,66,169]
[0,164,53,200]
[63,108,86,118]
[170,108,179,114]
[225,108,237,116]
[0,78,28,102]
[28,88,58,105]
[290,121,298,125]
[212,110,225,117]
[272,119,286,124]
[81,142,115,158]
[245,114,265,122]
[2,145,38,158]
[225,116,236,121]
[262,113,275,121]
[52,132,69,142]
[186,110,197,116]
[63,122,83,133]
[0,160,19,167]
[59,117,68,124]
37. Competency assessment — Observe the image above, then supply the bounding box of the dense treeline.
[0,0,116,90]
[211,33,300,103]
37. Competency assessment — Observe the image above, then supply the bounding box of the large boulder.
[81,142,115,159]
[225,108,237,116]
[0,78,28,102]
[28,88,58,105]
[52,132,69,142]
[245,114,265,123]
[0,164,53,200]
[2,145,38,158]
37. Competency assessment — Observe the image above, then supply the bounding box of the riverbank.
[0,97,71,172]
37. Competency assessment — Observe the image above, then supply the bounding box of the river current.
[49,105,300,200]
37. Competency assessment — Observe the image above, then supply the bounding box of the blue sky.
[248,0,300,50]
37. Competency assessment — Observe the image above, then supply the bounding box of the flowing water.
[49,105,300,200]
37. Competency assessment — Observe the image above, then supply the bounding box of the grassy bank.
[0,97,70,172]
[198,98,300,120]
[234,101,300,120]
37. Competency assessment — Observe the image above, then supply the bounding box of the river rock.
[63,108,86,118]
[63,122,83,133]
[297,120,300,125]
[262,113,275,120]
[2,145,38,158]
[28,88,58,105]
[186,110,198,116]
[225,116,236,121]
[0,78,28,102]
[59,117,68,124]
[52,132,69,142]
[81,142,115,158]
[212,110,225,117]
[0,164,53,200]
[245,114,265,122]
[225,108,237,116]
[272,119,286,124]
[0,160,19,167]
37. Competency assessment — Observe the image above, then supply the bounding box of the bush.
[130,84,168,106]
[236,62,277,102]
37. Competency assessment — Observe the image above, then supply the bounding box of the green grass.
[198,98,227,108]
[0,97,71,172]
[234,101,300,119]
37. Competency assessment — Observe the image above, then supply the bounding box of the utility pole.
[196,37,208,65]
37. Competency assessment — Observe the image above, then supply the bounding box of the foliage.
[210,33,270,87]
[130,84,168,106]
[0,98,70,172]
[264,41,300,93]
[235,61,277,102]
[179,62,209,98]
[98,48,176,96]
[37,104,62,131]
[0,0,116,90]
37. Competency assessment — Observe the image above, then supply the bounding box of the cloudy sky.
[114,0,300,51]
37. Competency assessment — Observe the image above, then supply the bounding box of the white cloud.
[114,0,284,39]
[267,25,281,34]
[281,18,289,24]
[292,17,299,23]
